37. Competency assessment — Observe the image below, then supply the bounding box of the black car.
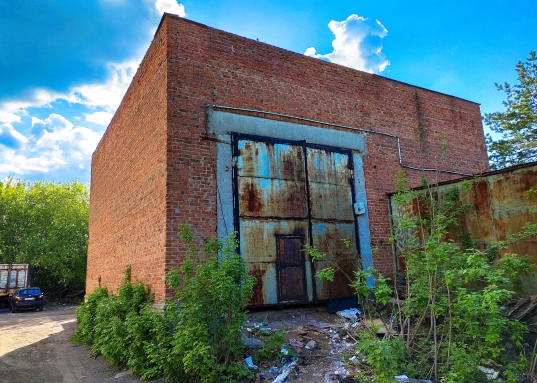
[10,288,44,312]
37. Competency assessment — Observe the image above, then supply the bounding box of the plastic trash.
[244,356,258,370]
[337,308,362,321]
[305,340,316,349]
[394,376,433,383]
[279,356,296,367]
[289,338,303,347]
[324,373,341,382]
[324,356,340,361]
[271,361,297,383]
[242,335,265,349]
[259,366,279,381]
[478,366,499,381]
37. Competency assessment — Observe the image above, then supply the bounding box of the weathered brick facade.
[87,14,489,302]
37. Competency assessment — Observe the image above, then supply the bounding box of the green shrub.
[165,225,256,383]
[255,330,287,363]
[72,229,255,383]
[315,174,535,383]
[71,286,108,344]
[355,331,408,383]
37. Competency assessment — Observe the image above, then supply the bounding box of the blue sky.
[1,0,535,184]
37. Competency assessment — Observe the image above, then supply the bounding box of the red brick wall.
[87,20,169,299]
[164,15,488,280]
[88,14,488,301]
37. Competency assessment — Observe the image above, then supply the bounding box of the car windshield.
[19,289,41,295]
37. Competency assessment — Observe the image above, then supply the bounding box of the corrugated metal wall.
[390,162,537,294]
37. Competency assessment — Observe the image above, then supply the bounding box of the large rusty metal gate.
[232,133,360,306]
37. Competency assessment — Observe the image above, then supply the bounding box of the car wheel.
[39,305,43,312]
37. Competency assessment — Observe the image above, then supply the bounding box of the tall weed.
[165,225,256,382]
[314,174,535,382]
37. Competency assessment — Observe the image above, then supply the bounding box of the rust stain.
[241,181,263,215]
[237,137,360,305]
[390,163,537,294]
[248,263,267,306]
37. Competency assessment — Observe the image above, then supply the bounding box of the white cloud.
[66,60,139,112]
[0,58,138,129]
[0,113,103,178]
[0,55,135,183]
[31,114,103,154]
[0,0,188,181]
[155,0,186,17]
[0,0,189,124]
[85,111,114,126]
[0,123,28,149]
[305,14,390,74]
[0,110,21,125]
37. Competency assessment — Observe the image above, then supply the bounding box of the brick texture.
[87,23,168,299]
[87,14,489,301]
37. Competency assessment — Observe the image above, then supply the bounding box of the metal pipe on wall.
[206,104,473,177]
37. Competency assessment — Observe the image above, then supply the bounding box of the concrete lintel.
[207,109,366,153]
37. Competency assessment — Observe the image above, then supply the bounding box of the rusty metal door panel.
[457,179,495,242]
[311,222,359,300]
[389,163,537,293]
[306,147,359,301]
[240,220,313,305]
[234,134,360,305]
[238,178,308,218]
[315,259,357,298]
[235,135,313,305]
[309,183,354,221]
[247,262,278,305]
[239,220,309,262]
[237,140,306,181]
[306,149,350,185]
[489,172,536,223]
[311,223,358,259]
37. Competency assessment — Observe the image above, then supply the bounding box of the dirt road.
[0,305,142,383]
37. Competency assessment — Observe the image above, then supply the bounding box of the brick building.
[87,13,489,305]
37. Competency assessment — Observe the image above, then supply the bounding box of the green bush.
[165,225,256,383]
[71,286,108,345]
[72,267,165,379]
[72,229,255,382]
[314,174,536,382]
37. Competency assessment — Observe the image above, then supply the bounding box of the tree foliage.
[485,51,537,170]
[0,179,89,295]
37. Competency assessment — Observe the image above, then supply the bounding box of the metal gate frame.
[231,133,361,304]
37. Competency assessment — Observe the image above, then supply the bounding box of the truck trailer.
[0,264,34,308]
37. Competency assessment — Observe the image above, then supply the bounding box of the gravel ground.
[0,305,143,383]
[0,303,367,383]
